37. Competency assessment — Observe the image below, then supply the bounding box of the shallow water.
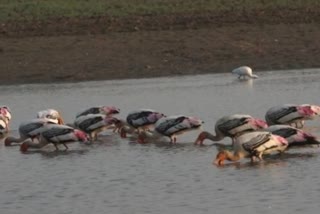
[1,69,320,214]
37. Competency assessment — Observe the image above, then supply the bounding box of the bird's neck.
[25,137,48,148]
[141,130,162,139]
[224,150,241,161]
[5,136,24,145]
[58,117,64,125]
[204,131,224,141]
[123,123,135,133]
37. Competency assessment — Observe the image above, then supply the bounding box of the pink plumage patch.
[103,106,120,115]
[104,117,119,125]
[147,112,165,123]
[275,135,288,145]
[0,108,9,116]
[297,106,314,116]
[311,105,320,115]
[187,117,204,126]
[75,130,89,142]
[302,132,314,139]
[254,119,268,129]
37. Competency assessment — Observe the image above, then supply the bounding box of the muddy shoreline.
[1,12,320,85]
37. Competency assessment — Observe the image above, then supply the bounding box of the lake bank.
[1,9,320,85]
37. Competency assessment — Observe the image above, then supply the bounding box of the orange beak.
[120,128,127,138]
[20,142,29,153]
[4,138,11,146]
[213,151,225,166]
[58,117,64,125]
[194,133,205,145]
[194,137,203,145]
[213,158,223,166]
[137,135,146,144]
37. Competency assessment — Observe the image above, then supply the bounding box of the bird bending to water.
[76,106,120,118]
[232,66,258,79]
[263,125,320,148]
[194,114,267,146]
[214,131,288,166]
[37,109,64,125]
[265,104,318,128]
[74,114,119,142]
[5,118,61,146]
[116,109,165,138]
[0,106,12,135]
[0,115,9,136]
[138,115,203,144]
[0,106,12,122]
[20,124,88,152]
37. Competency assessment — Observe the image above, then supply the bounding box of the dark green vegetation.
[1,0,319,21]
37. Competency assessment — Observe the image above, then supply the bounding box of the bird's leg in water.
[62,143,68,150]
[293,120,304,129]
[251,156,258,163]
[298,121,304,129]
[278,150,285,156]
[170,136,177,144]
[54,143,60,151]
[89,132,97,142]
[112,126,119,133]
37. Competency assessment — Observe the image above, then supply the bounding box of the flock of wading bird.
[1,66,320,166]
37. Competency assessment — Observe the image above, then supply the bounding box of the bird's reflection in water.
[232,78,253,89]
[24,149,89,157]
[214,152,317,169]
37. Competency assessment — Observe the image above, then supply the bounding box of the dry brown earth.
[1,10,320,85]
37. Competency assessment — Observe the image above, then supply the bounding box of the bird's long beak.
[194,133,205,145]
[4,138,12,146]
[213,158,223,166]
[120,128,127,138]
[58,117,64,125]
[137,135,146,144]
[194,137,201,145]
[20,142,29,153]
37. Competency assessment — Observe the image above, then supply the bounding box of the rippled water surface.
[1,69,320,214]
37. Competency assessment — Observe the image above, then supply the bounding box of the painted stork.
[74,114,119,142]
[116,109,165,138]
[76,106,120,118]
[265,104,318,128]
[5,118,60,146]
[194,114,267,146]
[37,108,64,124]
[263,125,320,148]
[138,115,203,144]
[0,106,12,121]
[214,131,288,166]
[20,124,88,152]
